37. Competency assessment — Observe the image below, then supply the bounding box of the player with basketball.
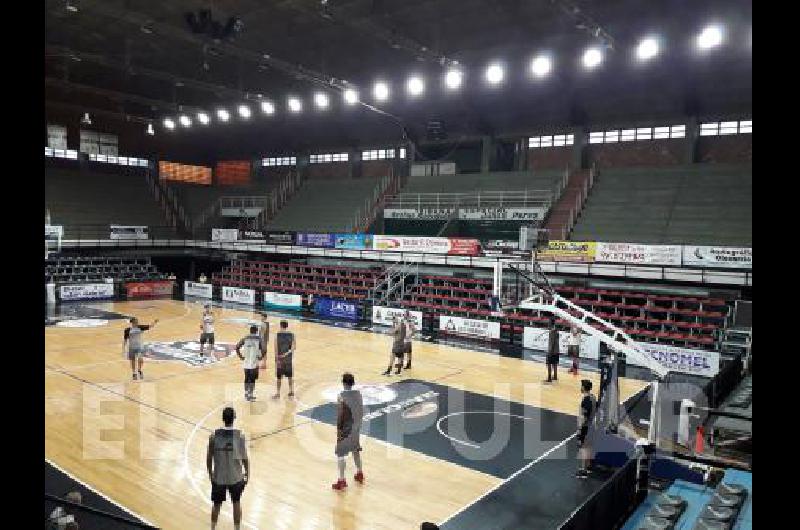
[199,304,215,356]
[382,315,406,375]
[332,372,365,490]
[123,317,158,380]
[273,320,295,399]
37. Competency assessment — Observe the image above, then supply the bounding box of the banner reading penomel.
[125,281,173,299]
[372,235,480,255]
[536,240,597,262]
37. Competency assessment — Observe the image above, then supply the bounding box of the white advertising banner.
[682,246,752,269]
[45,225,63,241]
[262,291,303,309]
[384,207,548,221]
[384,208,455,220]
[632,342,720,378]
[184,281,213,299]
[221,286,255,305]
[438,315,501,340]
[372,235,480,255]
[596,242,682,266]
[211,228,239,242]
[59,283,115,301]
[371,306,423,328]
[110,225,149,240]
[459,207,548,221]
[220,207,263,217]
[522,327,601,360]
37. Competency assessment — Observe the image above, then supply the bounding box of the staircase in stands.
[352,169,404,233]
[541,166,595,240]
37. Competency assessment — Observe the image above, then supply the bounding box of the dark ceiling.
[45,0,752,161]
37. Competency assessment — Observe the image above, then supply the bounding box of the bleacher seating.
[401,169,564,194]
[45,256,167,284]
[45,168,170,238]
[166,182,270,219]
[571,164,752,246]
[401,276,730,350]
[621,470,751,530]
[213,260,385,301]
[266,178,383,232]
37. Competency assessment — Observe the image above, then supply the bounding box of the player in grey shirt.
[207,407,249,530]
[332,372,365,490]
[123,317,158,380]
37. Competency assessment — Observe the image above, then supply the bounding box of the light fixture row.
[159,24,736,131]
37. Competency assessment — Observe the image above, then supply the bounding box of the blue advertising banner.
[314,297,359,321]
[334,233,373,250]
[296,232,335,248]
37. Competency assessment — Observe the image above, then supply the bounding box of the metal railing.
[53,224,180,241]
[351,173,397,233]
[543,165,596,241]
[369,258,419,304]
[145,171,190,235]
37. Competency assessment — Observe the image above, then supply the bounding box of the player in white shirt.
[236,325,266,401]
[568,326,581,375]
[199,304,215,356]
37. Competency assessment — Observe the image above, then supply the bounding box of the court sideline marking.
[438,382,654,525]
[46,457,159,529]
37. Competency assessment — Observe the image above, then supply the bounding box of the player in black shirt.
[576,379,597,479]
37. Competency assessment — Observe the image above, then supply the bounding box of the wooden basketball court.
[45,299,647,529]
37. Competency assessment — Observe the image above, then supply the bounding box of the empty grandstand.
[571,164,752,246]
[45,167,172,239]
[267,177,390,232]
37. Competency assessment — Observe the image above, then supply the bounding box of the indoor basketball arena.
[44,1,752,529]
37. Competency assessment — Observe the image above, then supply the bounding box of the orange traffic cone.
[694,425,705,454]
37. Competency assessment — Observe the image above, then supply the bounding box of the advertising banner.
[459,207,548,221]
[371,306,423,328]
[211,228,239,242]
[239,230,267,243]
[222,286,256,305]
[536,240,597,262]
[314,297,359,320]
[296,232,336,248]
[59,283,115,301]
[438,315,501,340]
[632,342,720,378]
[45,225,63,241]
[383,208,455,220]
[596,242,682,266]
[220,207,263,217]
[682,246,752,269]
[262,291,303,310]
[110,225,148,240]
[184,281,213,299]
[265,231,295,245]
[125,281,173,299]
[373,236,481,256]
[522,327,601,360]
[335,233,373,250]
